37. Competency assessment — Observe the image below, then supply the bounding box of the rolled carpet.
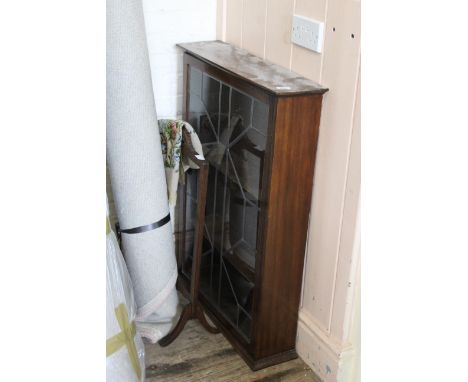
[106,0,179,342]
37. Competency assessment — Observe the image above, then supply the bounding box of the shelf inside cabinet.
[223,247,255,283]
[202,218,256,283]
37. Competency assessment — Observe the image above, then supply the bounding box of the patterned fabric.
[159,119,182,170]
[158,119,204,207]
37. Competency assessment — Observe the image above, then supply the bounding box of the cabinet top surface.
[177,40,328,96]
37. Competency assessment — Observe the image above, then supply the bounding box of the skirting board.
[296,310,355,382]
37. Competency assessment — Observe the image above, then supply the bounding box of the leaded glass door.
[182,65,269,342]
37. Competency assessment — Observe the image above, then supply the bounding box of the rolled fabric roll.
[106,203,145,382]
[106,0,178,342]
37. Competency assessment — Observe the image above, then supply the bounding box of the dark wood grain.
[158,128,219,347]
[177,42,327,370]
[254,95,323,359]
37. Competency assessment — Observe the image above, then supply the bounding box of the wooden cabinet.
[176,41,328,370]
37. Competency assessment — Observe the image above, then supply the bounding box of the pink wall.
[217,1,361,380]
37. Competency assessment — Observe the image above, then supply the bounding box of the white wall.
[217,1,361,381]
[142,0,217,119]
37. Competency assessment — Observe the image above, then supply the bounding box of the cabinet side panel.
[255,95,323,358]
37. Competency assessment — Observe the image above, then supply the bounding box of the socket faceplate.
[291,15,324,53]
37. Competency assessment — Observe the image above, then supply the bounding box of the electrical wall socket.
[291,15,324,53]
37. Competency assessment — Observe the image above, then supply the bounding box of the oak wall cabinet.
[176,41,328,370]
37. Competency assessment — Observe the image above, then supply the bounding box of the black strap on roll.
[115,213,171,248]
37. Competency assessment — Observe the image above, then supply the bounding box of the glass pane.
[230,89,252,141]
[218,260,253,340]
[202,73,220,121]
[188,92,217,144]
[252,100,269,136]
[227,160,258,270]
[188,68,217,143]
[229,127,265,201]
[199,253,254,341]
[204,164,229,261]
[219,84,230,139]
[184,65,269,342]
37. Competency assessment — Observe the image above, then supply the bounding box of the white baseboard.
[296,310,355,382]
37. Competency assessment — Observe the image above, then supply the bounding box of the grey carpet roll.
[107,0,178,342]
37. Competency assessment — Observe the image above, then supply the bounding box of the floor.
[144,320,321,382]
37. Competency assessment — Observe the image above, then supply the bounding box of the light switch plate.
[291,15,324,53]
